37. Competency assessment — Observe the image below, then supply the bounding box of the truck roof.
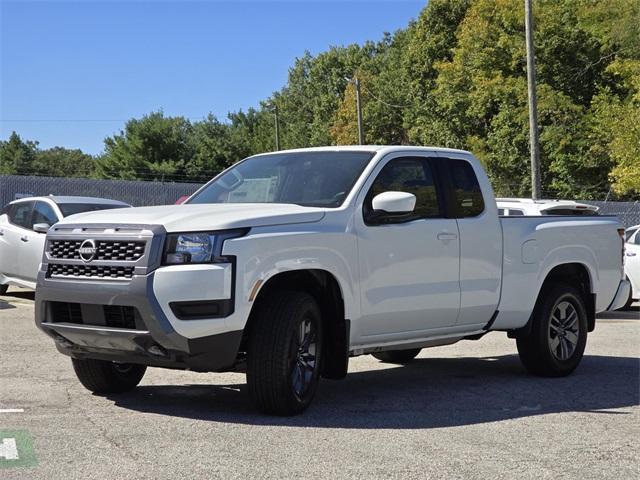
[9,196,130,206]
[252,145,472,156]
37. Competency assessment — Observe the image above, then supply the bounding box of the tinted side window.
[510,209,524,216]
[624,228,637,242]
[447,159,485,218]
[366,157,441,222]
[32,201,59,226]
[8,202,34,229]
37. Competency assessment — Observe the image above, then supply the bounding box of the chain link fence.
[1,174,638,227]
[0,175,202,208]
[584,200,640,229]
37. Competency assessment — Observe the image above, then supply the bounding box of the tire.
[71,358,146,394]
[247,291,323,416]
[372,348,421,364]
[516,283,588,377]
[0,284,7,295]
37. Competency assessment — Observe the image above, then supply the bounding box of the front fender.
[221,227,359,333]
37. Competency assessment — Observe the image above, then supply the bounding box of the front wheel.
[0,284,8,295]
[516,283,588,377]
[72,358,147,394]
[247,291,323,416]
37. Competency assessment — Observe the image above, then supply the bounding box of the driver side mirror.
[367,191,416,225]
[33,223,50,234]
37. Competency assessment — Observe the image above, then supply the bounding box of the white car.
[623,224,640,308]
[497,198,599,216]
[0,196,130,293]
[34,146,629,415]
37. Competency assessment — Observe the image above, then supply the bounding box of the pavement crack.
[67,386,144,465]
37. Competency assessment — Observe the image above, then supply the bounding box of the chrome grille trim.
[48,264,135,280]
[49,239,146,261]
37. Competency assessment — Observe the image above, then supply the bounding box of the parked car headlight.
[163,229,248,265]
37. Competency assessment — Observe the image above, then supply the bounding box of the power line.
[359,83,415,110]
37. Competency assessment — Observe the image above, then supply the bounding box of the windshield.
[59,203,128,217]
[188,151,375,208]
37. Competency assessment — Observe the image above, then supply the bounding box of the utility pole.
[354,77,364,145]
[525,0,541,199]
[273,104,281,151]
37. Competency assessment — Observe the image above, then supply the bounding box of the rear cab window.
[542,208,598,216]
[442,158,485,218]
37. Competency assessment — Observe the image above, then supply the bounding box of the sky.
[0,0,424,155]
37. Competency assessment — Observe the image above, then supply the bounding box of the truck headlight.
[163,229,248,265]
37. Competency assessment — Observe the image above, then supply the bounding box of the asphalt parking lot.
[1,287,638,479]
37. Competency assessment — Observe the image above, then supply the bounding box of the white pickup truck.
[35,146,630,415]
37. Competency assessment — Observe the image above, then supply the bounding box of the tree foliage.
[2,0,638,197]
[0,132,96,178]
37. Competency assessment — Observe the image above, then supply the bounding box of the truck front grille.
[49,240,146,261]
[48,264,135,279]
[50,301,83,324]
[49,301,141,329]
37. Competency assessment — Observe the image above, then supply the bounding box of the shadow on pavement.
[1,290,36,301]
[597,307,639,320]
[0,299,17,310]
[107,353,640,429]
[0,290,35,309]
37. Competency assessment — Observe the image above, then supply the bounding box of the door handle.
[0,230,3,236]
[627,251,637,257]
[437,232,458,241]
[20,236,28,242]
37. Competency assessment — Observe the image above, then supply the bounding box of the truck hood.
[57,203,326,232]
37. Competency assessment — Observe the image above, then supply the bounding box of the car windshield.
[187,151,375,208]
[58,203,128,217]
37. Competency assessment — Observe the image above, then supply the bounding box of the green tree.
[0,132,38,175]
[34,147,96,178]
[97,111,194,181]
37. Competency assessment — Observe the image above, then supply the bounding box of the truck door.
[435,154,502,327]
[354,154,461,342]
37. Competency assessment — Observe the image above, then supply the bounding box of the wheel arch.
[242,268,350,379]
[510,262,596,338]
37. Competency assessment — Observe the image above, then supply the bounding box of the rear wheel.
[516,283,588,377]
[71,358,146,393]
[247,291,323,416]
[372,348,421,364]
[0,285,7,295]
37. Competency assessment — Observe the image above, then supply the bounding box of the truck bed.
[492,215,623,330]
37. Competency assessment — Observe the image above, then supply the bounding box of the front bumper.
[607,279,631,311]
[35,270,243,372]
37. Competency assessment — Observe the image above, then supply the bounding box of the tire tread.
[72,358,146,394]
